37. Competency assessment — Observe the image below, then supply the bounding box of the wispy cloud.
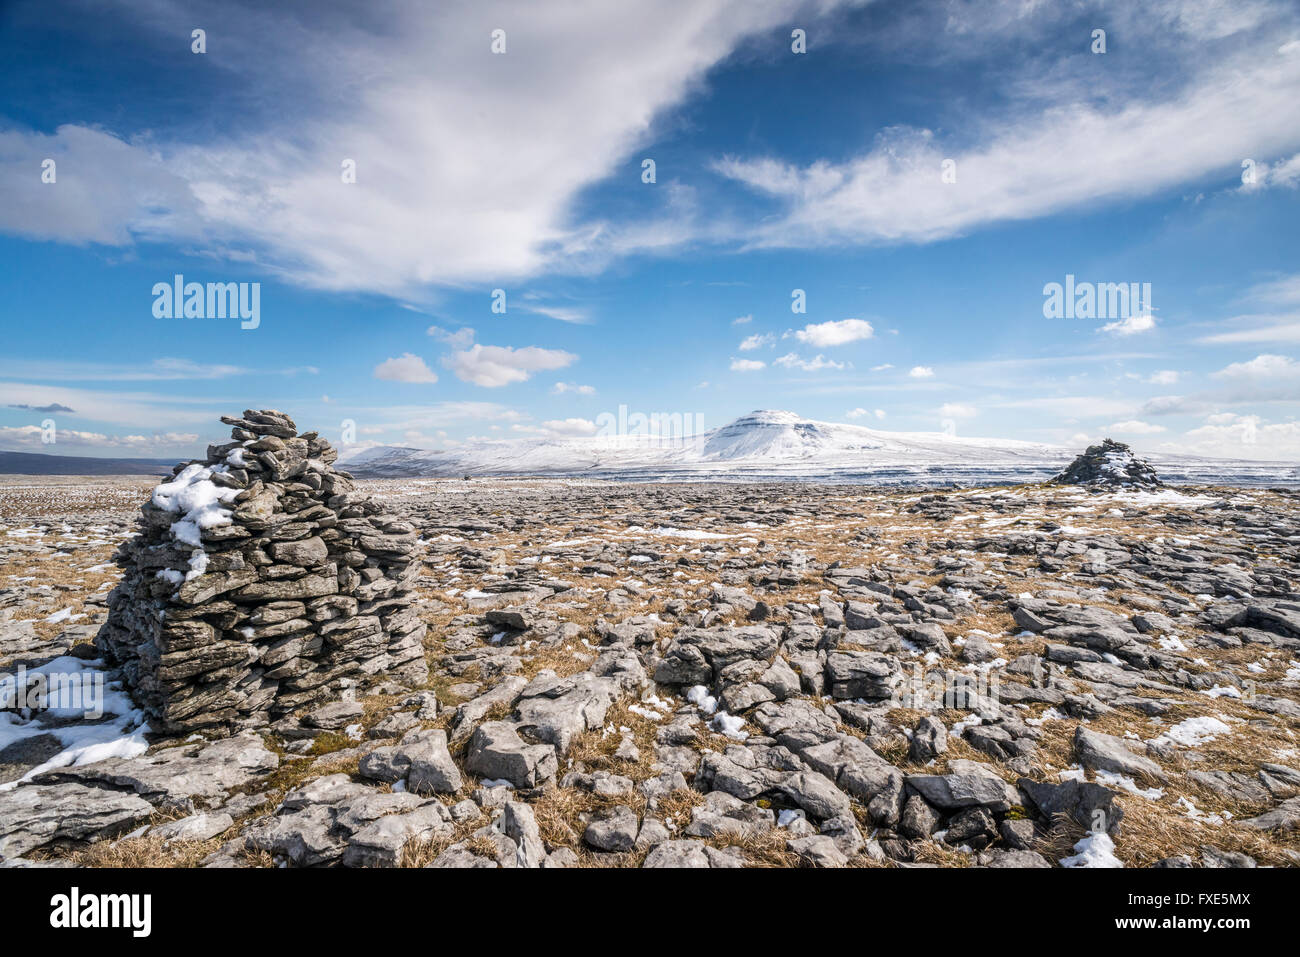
[713,38,1300,249]
[0,425,198,450]
[0,0,835,296]
[7,402,75,414]
[373,353,438,384]
[788,318,874,347]
[1100,313,1157,337]
[0,357,317,381]
[446,343,577,387]
[774,353,846,371]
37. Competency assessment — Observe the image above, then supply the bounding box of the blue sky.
[1,0,1299,459]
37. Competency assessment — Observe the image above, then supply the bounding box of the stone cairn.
[1051,437,1163,489]
[96,410,428,735]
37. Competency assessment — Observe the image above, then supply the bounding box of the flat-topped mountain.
[343,409,1068,481]
[341,410,1297,486]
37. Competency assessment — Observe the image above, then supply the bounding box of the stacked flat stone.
[1051,438,1163,489]
[96,409,428,735]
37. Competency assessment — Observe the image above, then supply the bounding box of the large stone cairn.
[96,410,428,735]
[1051,437,1163,489]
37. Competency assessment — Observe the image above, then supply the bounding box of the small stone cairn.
[96,410,428,735]
[1051,438,1163,489]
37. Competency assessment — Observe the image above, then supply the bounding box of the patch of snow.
[710,711,748,740]
[1152,716,1231,747]
[1095,770,1164,800]
[686,684,717,715]
[0,656,150,790]
[1174,796,1229,825]
[628,704,664,721]
[1061,831,1124,868]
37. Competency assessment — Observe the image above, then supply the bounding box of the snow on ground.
[343,409,1300,486]
[1061,832,1125,868]
[0,655,150,790]
[710,711,748,740]
[1095,770,1165,800]
[1151,716,1232,748]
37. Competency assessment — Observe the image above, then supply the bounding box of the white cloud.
[909,366,935,378]
[1177,415,1300,460]
[149,358,248,379]
[0,425,198,451]
[870,363,893,372]
[1100,312,1157,337]
[446,344,577,388]
[374,353,438,384]
[1197,317,1300,344]
[0,0,833,296]
[774,353,846,371]
[524,303,589,324]
[1196,281,1300,344]
[1106,419,1167,434]
[712,37,1300,249]
[1240,151,1300,191]
[995,395,1138,418]
[6,3,1300,301]
[790,318,874,347]
[0,381,221,430]
[428,326,476,349]
[846,407,885,420]
[347,402,527,438]
[1148,370,1180,385]
[739,333,774,351]
[1213,353,1298,379]
[0,125,196,247]
[731,314,753,325]
[1139,394,1210,416]
[730,358,765,372]
[540,417,598,436]
[939,402,977,418]
[552,382,596,395]
[1249,273,1300,305]
[0,357,312,382]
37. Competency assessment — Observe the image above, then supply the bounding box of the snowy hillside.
[341,410,1300,486]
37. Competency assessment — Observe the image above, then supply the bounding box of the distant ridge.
[341,409,1300,487]
[0,449,176,476]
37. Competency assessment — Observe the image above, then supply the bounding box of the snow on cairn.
[1051,438,1162,489]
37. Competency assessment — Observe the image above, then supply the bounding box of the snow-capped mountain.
[340,410,1298,486]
